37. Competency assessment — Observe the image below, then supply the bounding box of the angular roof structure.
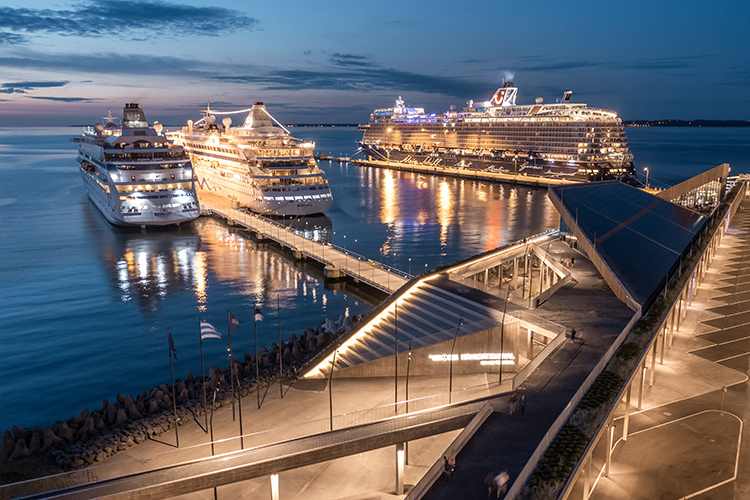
[549,181,706,312]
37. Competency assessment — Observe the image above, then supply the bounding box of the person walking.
[494,471,510,497]
[519,394,527,414]
[571,328,576,342]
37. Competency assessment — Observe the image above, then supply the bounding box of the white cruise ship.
[359,81,635,182]
[75,104,200,227]
[168,102,333,216]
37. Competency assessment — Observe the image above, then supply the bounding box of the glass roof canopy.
[550,181,706,311]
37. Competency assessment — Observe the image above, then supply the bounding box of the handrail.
[555,178,747,500]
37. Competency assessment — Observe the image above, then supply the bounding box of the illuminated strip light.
[304,277,429,378]
[428,353,515,362]
[448,232,555,274]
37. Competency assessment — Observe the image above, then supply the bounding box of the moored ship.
[358,82,635,182]
[75,104,199,227]
[168,102,333,216]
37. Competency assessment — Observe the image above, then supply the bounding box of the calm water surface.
[0,125,748,430]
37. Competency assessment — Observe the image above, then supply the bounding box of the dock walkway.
[320,156,578,187]
[199,193,410,294]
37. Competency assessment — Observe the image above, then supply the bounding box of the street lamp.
[409,257,411,276]
[644,167,649,188]
[500,284,511,384]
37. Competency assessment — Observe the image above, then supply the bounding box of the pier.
[198,193,410,294]
[319,155,578,187]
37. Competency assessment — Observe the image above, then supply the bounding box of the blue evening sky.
[0,0,748,126]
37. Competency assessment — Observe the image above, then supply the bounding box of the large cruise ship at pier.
[168,102,333,216]
[75,104,199,227]
[358,82,635,182]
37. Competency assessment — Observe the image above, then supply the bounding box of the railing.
[553,178,747,500]
[0,380,507,500]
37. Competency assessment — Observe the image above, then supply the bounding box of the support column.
[583,453,592,500]
[668,307,676,347]
[513,258,519,290]
[526,327,533,361]
[484,269,489,291]
[638,361,646,410]
[605,418,613,477]
[660,325,666,365]
[270,474,279,500]
[649,341,657,386]
[676,294,683,331]
[498,264,503,290]
[689,273,695,305]
[682,286,689,319]
[395,442,405,495]
[623,384,631,441]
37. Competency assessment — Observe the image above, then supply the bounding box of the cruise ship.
[75,104,200,227]
[168,102,333,216]
[358,82,635,182]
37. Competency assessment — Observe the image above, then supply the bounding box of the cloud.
[212,65,488,98]
[27,96,101,102]
[330,53,371,67]
[0,32,27,44]
[0,80,69,94]
[0,0,258,39]
[0,53,213,77]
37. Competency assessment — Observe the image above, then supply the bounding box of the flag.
[229,313,241,331]
[254,308,263,322]
[168,330,179,360]
[200,321,221,340]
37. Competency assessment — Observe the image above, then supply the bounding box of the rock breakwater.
[1,313,359,470]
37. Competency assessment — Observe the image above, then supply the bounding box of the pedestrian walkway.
[590,198,750,499]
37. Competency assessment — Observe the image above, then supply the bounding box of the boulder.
[116,394,126,405]
[126,404,142,419]
[93,414,106,430]
[148,399,160,414]
[29,426,43,453]
[101,400,109,412]
[43,427,63,449]
[115,408,128,426]
[124,396,135,407]
[1,430,15,463]
[58,422,75,442]
[9,438,31,461]
[186,371,195,383]
[107,403,118,425]
[12,425,32,444]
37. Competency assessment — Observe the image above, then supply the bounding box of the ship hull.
[80,167,199,227]
[359,143,632,183]
[194,166,333,216]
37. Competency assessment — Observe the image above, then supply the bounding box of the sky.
[0,0,748,126]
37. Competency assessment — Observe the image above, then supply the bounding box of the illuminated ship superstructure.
[75,104,199,227]
[358,82,635,182]
[169,102,333,216]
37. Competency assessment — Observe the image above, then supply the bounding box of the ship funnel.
[243,102,276,130]
[490,84,518,107]
[564,90,573,102]
[122,103,148,128]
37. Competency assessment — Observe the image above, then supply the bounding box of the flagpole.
[228,310,244,449]
[200,318,208,433]
[228,311,236,422]
[394,302,398,415]
[168,328,179,448]
[255,309,260,409]
[278,295,283,399]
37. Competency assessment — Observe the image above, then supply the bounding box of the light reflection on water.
[1,126,563,430]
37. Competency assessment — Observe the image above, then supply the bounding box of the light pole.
[449,314,463,404]
[343,235,347,271]
[500,284,511,384]
[355,239,360,277]
[409,258,411,276]
[329,347,339,431]
[644,167,649,188]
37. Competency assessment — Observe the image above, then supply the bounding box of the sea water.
[0,125,748,431]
